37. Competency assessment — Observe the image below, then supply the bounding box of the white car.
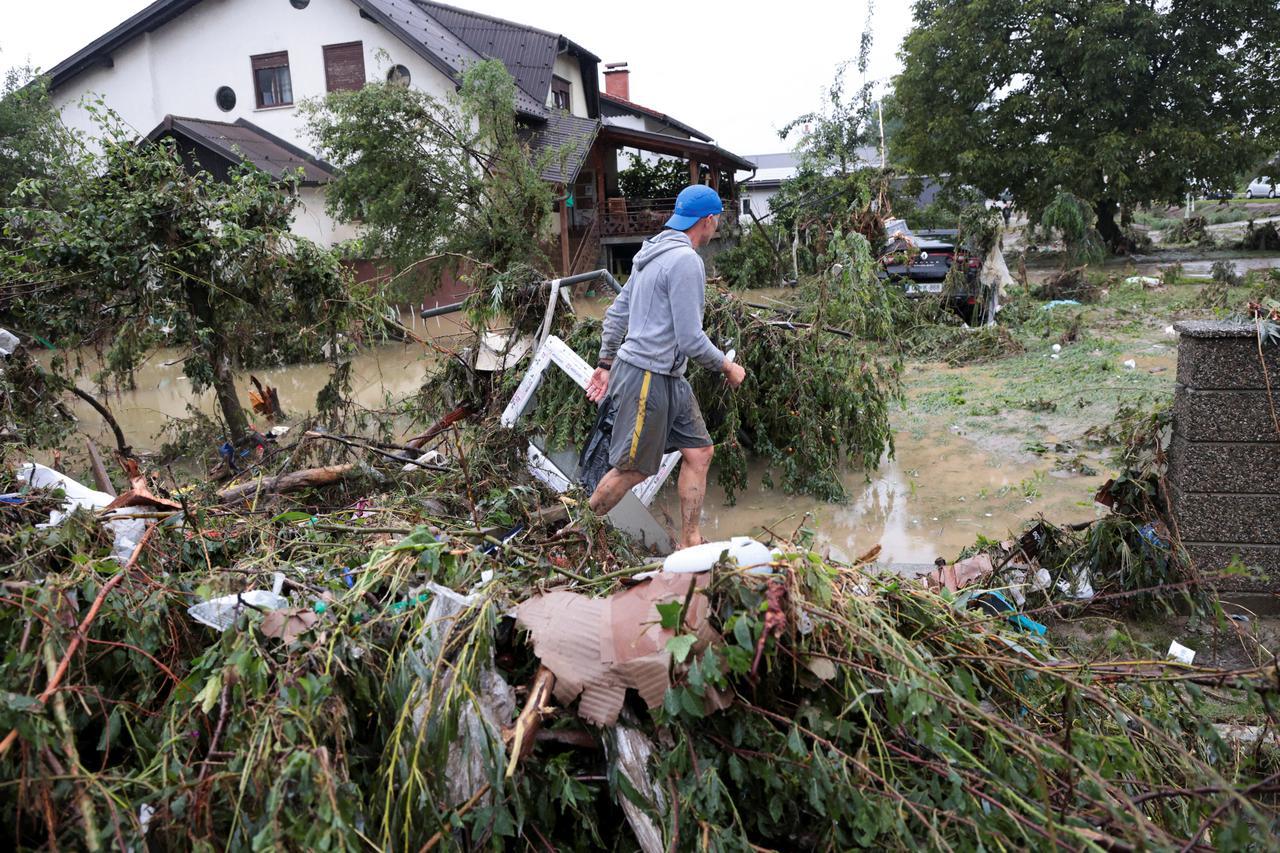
[1245,176,1276,198]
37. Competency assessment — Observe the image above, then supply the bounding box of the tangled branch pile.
[1,434,1277,850]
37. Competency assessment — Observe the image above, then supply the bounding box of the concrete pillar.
[1169,320,1280,589]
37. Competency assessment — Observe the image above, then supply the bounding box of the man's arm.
[598,280,632,365]
[587,281,632,403]
[668,255,727,373]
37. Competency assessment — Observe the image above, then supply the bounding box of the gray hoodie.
[598,230,726,377]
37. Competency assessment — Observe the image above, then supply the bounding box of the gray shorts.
[607,359,712,476]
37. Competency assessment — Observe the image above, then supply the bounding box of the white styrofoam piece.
[1168,640,1196,665]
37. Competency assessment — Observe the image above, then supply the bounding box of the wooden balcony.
[591,196,739,239]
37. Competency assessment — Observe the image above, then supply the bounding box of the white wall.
[53,0,456,142]
[549,53,588,117]
[294,185,361,245]
[49,0,458,246]
[742,185,780,221]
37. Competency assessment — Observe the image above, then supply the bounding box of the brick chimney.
[603,61,630,101]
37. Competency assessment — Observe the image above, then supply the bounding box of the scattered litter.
[1167,640,1197,665]
[188,572,288,631]
[1164,325,1177,336]
[925,553,995,593]
[18,462,150,562]
[1041,299,1081,310]
[1123,359,1137,370]
[0,328,19,356]
[657,536,775,576]
[1124,276,1161,287]
[1051,343,1062,353]
[515,572,729,726]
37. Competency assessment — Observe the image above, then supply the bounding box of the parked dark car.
[876,222,988,324]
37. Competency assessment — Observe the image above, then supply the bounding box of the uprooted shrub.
[1242,219,1280,251]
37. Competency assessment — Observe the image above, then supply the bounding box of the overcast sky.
[0,0,913,154]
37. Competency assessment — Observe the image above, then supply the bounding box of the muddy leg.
[589,468,648,516]
[676,445,714,549]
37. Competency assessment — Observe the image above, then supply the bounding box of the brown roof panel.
[519,114,600,185]
[149,116,337,184]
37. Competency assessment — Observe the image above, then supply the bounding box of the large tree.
[891,0,1280,248]
[1,111,363,441]
[0,64,74,204]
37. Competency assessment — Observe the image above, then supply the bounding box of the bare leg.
[589,467,649,516]
[676,445,714,549]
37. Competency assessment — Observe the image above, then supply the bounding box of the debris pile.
[1,424,1277,849]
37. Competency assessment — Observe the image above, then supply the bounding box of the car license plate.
[906,282,943,294]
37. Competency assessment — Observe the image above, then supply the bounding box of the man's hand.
[586,366,610,402]
[722,358,746,389]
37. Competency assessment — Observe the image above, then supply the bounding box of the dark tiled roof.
[519,113,600,185]
[416,0,558,108]
[599,93,712,142]
[148,116,337,184]
[358,0,545,117]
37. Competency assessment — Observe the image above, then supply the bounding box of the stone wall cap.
[1173,320,1257,338]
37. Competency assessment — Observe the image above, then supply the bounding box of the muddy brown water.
[51,295,1104,564]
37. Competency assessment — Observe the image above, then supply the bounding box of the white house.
[43,0,751,276]
[44,0,599,251]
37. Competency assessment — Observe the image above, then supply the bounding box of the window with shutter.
[251,51,293,108]
[551,75,571,111]
[323,42,366,93]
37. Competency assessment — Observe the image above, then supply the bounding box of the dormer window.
[551,75,571,111]
[251,51,293,108]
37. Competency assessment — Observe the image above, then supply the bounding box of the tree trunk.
[183,280,250,439]
[1094,197,1124,253]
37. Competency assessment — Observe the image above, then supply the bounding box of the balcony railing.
[585,196,739,238]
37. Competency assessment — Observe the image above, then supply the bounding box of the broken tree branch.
[68,386,132,459]
[217,464,358,504]
[505,665,557,778]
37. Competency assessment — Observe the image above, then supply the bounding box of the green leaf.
[655,601,683,630]
[271,511,313,524]
[666,634,696,663]
[194,673,222,714]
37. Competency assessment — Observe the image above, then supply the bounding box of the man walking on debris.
[585,184,747,548]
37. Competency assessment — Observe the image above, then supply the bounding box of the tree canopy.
[304,59,561,298]
[0,64,74,204]
[891,0,1280,248]
[1,108,367,442]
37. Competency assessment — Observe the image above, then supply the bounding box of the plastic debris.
[1041,299,1081,310]
[18,462,150,562]
[1051,343,1062,353]
[515,572,729,726]
[1123,359,1137,370]
[1168,640,1196,665]
[1124,276,1161,287]
[0,328,19,356]
[188,573,287,631]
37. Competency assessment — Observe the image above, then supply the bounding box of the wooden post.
[559,186,571,274]
[688,158,700,185]
[708,164,720,191]
[593,145,606,210]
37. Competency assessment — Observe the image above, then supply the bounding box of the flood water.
[52,294,1103,563]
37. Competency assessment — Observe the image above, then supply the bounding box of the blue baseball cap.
[665,184,724,230]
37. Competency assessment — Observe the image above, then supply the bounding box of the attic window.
[323,41,366,93]
[251,51,293,108]
[551,75,571,111]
